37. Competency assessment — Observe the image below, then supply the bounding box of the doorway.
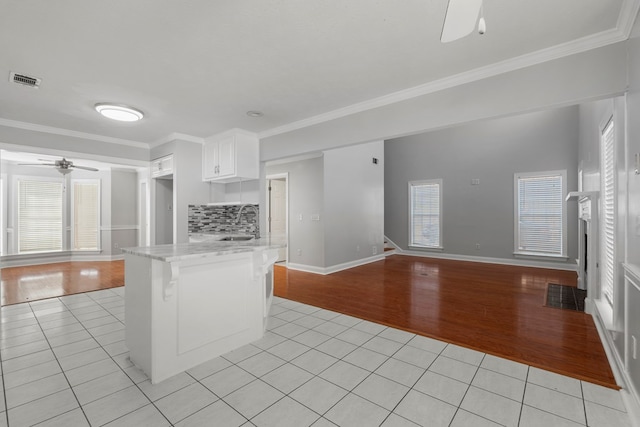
[266,173,288,262]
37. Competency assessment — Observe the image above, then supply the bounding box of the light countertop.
[121,235,286,263]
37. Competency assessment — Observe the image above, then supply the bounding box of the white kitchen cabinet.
[203,129,259,182]
[151,154,173,179]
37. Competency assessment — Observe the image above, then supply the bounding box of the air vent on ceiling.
[9,71,41,88]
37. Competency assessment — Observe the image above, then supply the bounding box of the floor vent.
[545,283,586,311]
[9,71,41,88]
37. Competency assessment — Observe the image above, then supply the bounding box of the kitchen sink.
[219,235,255,241]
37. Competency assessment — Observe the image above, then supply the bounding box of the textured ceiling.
[0,0,634,146]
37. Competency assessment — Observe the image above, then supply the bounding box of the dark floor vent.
[545,283,586,311]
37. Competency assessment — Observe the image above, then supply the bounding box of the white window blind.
[409,180,442,248]
[72,180,100,251]
[18,179,63,253]
[515,171,565,256]
[601,118,615,305]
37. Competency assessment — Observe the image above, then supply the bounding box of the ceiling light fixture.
[95,103,144,122]
[246,110,264,118]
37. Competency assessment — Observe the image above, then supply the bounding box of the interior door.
[269,179,286,234]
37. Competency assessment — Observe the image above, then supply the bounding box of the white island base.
[124,248,278,384]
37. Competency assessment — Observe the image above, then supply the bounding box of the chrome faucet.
[235,204,260,238]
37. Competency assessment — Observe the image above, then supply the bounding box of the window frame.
[513,170,567,259]
[70,178,101,251]
[408,179,443,250]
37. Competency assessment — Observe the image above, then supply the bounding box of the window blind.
[516,173,564,255]
[73,181,100,250]
[18,179,63,253]
[601,118,615,305]
[409,180,441,248]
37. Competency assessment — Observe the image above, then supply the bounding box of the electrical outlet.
[297,249,302,256]
[298,213,303,221]
[476,243,480,250]
[114,243,119,249]
[372,246,377,255]
[356,245,360,252]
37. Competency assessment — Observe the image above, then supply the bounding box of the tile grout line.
[253,306,436,425]
[0,329,9,427]
[25,297,93,426]
[65,289,176,427]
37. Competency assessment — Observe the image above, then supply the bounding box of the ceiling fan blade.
[70,165,99,171]
[18,162,56,166]
[441,0,483,43]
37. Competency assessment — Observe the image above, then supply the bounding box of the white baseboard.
[287,254,385,275]
[1,252,122,268]
[591,302,640,427]
[397,249,577,271]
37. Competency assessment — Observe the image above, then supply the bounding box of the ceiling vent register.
[9,72,41,88]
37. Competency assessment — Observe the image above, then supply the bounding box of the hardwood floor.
[1,261,124,306]
[274,255,617,389]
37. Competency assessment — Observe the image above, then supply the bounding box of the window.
[18,178,64,253]
[601,117,615,305]
[72,180,100,251]
[514,170,566,257]
[409,179,442,248]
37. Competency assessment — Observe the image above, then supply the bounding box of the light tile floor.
[0,288,633,426]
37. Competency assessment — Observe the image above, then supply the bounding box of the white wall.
[266,156,325,269]
[225,180,260,204]
[151,139,211,244]
[324,141,384,267]
[576,35,640,421]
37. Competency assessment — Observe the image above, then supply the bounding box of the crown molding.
[150,132,204,148]
[259,2,639,140]
[0,118,149,149]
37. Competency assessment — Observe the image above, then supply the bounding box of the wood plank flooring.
[274,255,617,389]
[1,261,124,306]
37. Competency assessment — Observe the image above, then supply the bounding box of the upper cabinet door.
[216,136,236,178]
[202,141,219,180]
[202,129,259,183]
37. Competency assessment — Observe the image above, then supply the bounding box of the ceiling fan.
[441,0,486,43]
[18,158,99,175]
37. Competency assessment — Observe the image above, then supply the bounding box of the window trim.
[70,178,101,251]
[513,170,567,259]
[408,179,443,250]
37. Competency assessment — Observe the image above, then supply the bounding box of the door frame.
[266,172,289,262]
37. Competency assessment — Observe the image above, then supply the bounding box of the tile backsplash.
[188,204,259,236]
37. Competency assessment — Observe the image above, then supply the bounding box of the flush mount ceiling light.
[95,103,144,122]
[246,110,263,117]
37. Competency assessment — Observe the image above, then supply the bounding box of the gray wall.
[324,141,384,266]
[384,106,579,264]
[266,156,325,269]
[110,170,138,253]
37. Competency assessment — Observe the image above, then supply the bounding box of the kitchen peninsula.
[122,236,285,384]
